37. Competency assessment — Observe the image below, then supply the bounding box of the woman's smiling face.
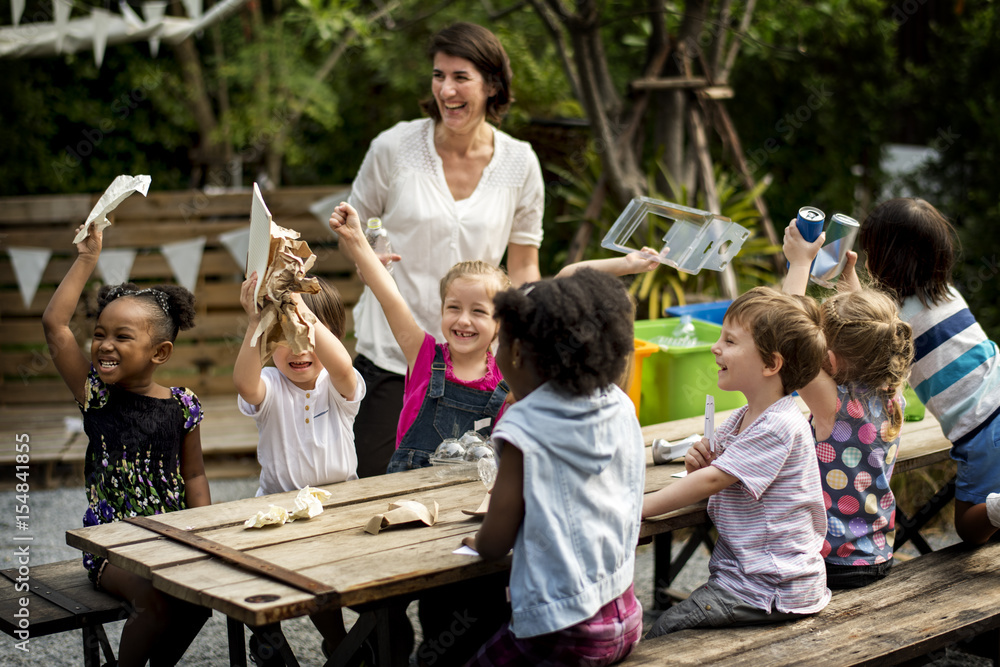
[431,52,494,136]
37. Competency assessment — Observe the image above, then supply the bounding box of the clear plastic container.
[365,217,394,275]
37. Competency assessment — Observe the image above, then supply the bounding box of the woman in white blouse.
[347,22,544,479]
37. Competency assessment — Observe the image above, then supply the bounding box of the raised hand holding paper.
[72,174,151,243]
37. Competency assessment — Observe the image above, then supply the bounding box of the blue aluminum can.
[796,206,825,243]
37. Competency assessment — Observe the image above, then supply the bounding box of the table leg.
[322,611,375,667]
[248,622,300,667]
[895,476,956,555]
[652,524,715,610]
[227,617,247,667]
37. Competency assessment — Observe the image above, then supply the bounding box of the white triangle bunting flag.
[8,247,52,308]
[53,0,72,53]
[11,0,25,26]
[91,7,111,68]
[161,237,206,293]
[219,227,252,271]
[97,248,138,286]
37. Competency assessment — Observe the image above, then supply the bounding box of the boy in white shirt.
[643,286,831,637]
[234,274,366,663]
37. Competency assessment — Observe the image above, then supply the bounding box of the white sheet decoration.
[161,237,206,293]
[97,248,137,286]
[140,0,167,57]
[11,0,24,26]
[219,227,251,272]
[91,7,110,67]
[8,247,52,308]
[52,0,72,53]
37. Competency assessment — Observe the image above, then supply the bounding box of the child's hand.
[837,250,862,293]
[461,535,477,550]
[684,437,715,474]
[783,219,825,267]
[240,273,261,319]
[624,247,662,274]
[74,223,103,259]
[328,202,364,249]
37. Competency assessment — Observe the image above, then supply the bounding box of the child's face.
[710,319,768,394]
[440,277,499,357]
[91,298,160,385]
[272,344,326,391]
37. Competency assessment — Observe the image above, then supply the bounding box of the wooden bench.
[0,559,127,667]
[625,539,1000,666]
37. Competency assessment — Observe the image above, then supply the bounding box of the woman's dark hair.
[96,283,196,343]
[301,276,346,339]
[493,269,634,396]
[859,197,956,307]
[419,22,513,126]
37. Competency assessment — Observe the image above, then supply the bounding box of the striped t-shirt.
[709,395,830,614]
[901,288,1000,444]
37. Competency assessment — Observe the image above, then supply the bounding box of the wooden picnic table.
[64,402,955,666]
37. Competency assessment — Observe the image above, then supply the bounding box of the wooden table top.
[65,407,952,627]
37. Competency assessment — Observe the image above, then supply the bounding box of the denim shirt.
[492,382,646,637]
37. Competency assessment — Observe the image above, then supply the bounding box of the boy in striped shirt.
[856,198,1000,544]
[643,287,831,637]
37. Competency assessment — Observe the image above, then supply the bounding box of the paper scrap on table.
[365,500,440,535]
[244,486,332,528]
[246,185,322,365]
[671,470,688,478]
[73,175,152,243]
[453,545,479,556]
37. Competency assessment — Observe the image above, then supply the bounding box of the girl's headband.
[107,286,170,317]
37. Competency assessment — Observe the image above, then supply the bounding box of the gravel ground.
[0,477,988,666]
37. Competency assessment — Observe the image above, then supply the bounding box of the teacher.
[348,22,544,478]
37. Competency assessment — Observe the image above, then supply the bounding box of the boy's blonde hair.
[725,286,827,395]
[439,261,512,303]
[822,289,914,439]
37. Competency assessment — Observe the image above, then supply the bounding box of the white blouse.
[348,118,544,375]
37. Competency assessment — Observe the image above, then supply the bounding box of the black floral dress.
[79,367,203,581]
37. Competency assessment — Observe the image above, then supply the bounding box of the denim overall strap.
[388,345,510,473]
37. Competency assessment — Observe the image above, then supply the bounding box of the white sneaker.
[987,493,1000,529]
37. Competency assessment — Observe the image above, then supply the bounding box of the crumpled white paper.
[243,486,332,529]
[73,174,152,244]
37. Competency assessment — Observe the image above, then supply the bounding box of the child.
[234,273,363,495]
[42,224,211,667]
[233,273,365,664]
[463,269,646,665]
[643,286,830,637]
[329,202,511,472]
[854,197,1000,544]
[784,223,915,587]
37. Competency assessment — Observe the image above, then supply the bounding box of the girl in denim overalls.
[330,202,511,473]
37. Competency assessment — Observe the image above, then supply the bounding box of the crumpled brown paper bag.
[365,500,440,535]
[250,224,321,365]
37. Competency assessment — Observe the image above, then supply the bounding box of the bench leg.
[82,624,115,667]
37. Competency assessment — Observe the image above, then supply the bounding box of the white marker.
[705,395,715,454]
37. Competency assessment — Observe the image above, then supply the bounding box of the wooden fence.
[0,186,362,406]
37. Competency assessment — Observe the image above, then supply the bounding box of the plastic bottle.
[671,315,697,347]
[365,217,393,275]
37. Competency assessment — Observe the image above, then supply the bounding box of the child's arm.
[464,442,525,560]
[641,465,737,519]
[782,220,826,296]
[556,247,661,278]
[180,426,211,507]
[233,273,267,407]
[42,224,102,404]
[330,203,424,369]
[295,294,357,400]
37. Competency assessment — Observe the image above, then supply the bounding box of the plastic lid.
[366,217,382,229]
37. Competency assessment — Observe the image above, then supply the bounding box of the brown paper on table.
[365,500,440,535]
[249,224,321,366]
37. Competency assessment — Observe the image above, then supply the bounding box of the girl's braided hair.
[492,269,634,396]
[96,283,196,343]
[822,289,914,439]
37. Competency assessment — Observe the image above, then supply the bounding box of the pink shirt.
[708,395,831,614]
[396,333,506,446]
